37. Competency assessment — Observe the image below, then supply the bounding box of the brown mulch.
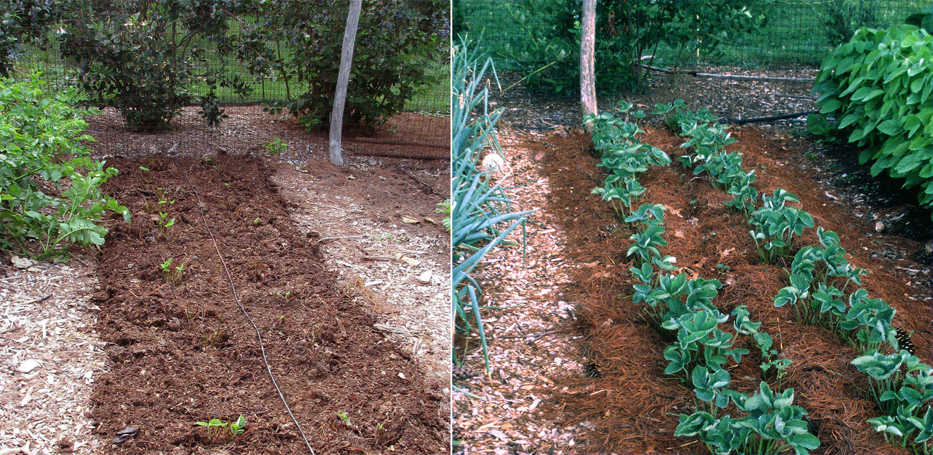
[90,153,447,454]
[454,125,932,454]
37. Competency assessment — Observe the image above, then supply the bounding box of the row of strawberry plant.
[586,102,819,455]
[663,102,933,454]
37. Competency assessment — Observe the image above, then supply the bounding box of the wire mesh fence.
[4,20,449,153]
[456,0,929,69]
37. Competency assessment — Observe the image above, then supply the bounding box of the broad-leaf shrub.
[59,0,249,131]
[231,0,445,128]
[485,0,764,95]
[0,74,128,258]
[811,24,933,220]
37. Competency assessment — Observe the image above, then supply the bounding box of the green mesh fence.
[455,0,929,69]
[7,29,448,114]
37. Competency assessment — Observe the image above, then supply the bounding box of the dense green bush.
[0,0,59,77]
[230,0,445,129]
[482,0,765,96]
[58,0,248,131]
[817,0,882,47]
[0,74,128,259]
[810,24,933,219]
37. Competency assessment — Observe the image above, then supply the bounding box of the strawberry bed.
[89,153,446,453]
[535,112,932,454]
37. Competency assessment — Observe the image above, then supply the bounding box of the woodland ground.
[0,107,450,454]
[453,68,933,455]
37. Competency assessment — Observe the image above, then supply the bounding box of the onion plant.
[451,36,530,371]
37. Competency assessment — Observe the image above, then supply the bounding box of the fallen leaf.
[401,216,420,224]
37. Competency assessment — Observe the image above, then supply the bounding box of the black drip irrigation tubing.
[174,148,317,455]
[722,110,818,125]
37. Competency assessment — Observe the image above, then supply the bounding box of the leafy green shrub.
[488,0,765,95]
[59,0,247,130]
[817,0,881,47]
[0,74,128,258]
[0,0,60,77]
[810,24,933,220]
[451,37,529,371]
[230,0,445,129]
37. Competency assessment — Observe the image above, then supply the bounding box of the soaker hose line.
[179,156,317,455]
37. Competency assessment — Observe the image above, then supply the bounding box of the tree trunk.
[580,0,597,126]
[328,0,362,166]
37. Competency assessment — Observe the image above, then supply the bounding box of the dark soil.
[90,153,446,454]
[534,126,933,454]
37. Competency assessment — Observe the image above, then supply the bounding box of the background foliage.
[454,0,766,95]
[228,0,445,129]
[2,0,447,130]
[454,0,928,79]
[0,74,128,258]
[58,0,249,131]
[810,23,933,220]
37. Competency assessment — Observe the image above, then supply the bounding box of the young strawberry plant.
[749,189,814,264]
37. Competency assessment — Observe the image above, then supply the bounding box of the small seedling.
[229,415,246,435]
[337,411,351,426]
[160,257,187,283]
[195,418,227,442]
[264,137,288,155]
[202,315,226,348]
[139,166,150,172]
[195,415,246,442]
[715,263,731,272]
[158,211,176,229]
[252,217,261,225]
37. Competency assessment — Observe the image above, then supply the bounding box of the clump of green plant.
[676,382,820,455]
[589,102,671,221]
[157,211,176,230]
[0,73,130,259]
[195,415,246,442]
[264,137,288,155]
[159,257,186,283]
[852,351,933,452]
[810,24,933,221]
[748,189,814,264]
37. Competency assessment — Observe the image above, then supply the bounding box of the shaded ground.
[453,125,933,454]
[493,66,818,131]
[91,153,446,454]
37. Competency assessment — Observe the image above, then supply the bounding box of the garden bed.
[453,125,932,454]
[88,152,446,453]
